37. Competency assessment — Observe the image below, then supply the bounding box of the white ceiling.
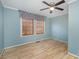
[0,0,73,18]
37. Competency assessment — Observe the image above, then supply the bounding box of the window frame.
[20,17,45,37]
[20,17,34,37]
[35,17,44,34]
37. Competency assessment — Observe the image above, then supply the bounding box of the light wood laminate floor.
[0,39,79,59]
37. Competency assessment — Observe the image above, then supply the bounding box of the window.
[36,17,44,34]
[20,11,34,36]
[22,18,34,36]
[20,10,44,36]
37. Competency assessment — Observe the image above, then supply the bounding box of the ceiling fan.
[40,0,65,13]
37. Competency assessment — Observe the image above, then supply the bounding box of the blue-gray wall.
[2,1,79,57]
[4,7,68,48]
[50,14,68,43]
[0,1,4,53]
[4,8,51,48]
[69,0,79,56]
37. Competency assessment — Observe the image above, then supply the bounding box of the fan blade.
[50,10,52,13]
[40,8,49,11]
[55,7,64,11]
[42,1,50,6]
[55,0,65,6]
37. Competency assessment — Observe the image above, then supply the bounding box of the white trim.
[20,17,23,37]
[34,17,45,36]
[51,38,68,44]
[5,42,28,49]
[4,38,50,49]
[68,52,79,58]
[20,16,45,37]
[3,5,18,10]
[20,17,34,37]
[20,17,36,37]
[57,40,68,44]
[68,0,77,4]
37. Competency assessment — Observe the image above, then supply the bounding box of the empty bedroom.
[0,0,79,59]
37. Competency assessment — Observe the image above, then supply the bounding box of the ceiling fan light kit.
[40,0,65,14]
[49,7,55,11]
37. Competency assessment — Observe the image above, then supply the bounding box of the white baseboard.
[5,38,51,50]
[4,38,68,50]
[68,52,79,58]
[51,38,68,44]
[56,39,68,44]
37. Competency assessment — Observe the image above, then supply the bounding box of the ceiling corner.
[68,0,77,4]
